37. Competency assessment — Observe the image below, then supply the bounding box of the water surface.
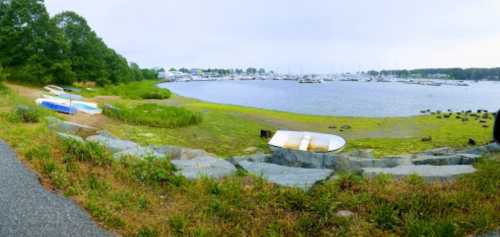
[159,80,500,117]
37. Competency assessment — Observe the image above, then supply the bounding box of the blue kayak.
[40,101,77,114]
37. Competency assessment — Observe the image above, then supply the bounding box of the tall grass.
[103,103,202,128]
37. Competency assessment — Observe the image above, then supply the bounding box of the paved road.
[0,140,111,237]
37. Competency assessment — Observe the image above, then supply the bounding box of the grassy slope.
[0,83,499,236]
[96,83,493,157]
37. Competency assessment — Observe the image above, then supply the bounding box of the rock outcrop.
[362,165,477,181]
[238,160,334,189]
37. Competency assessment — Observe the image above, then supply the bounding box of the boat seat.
[298,135,312,151]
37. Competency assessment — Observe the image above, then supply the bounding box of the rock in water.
[171,156,236,180]
[362,165,476,181]
[238,160,333,189]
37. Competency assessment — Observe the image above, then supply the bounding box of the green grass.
[0,85,499,236]
[97,92,493,157]
[103,103,202,128]
[80,80,171,100]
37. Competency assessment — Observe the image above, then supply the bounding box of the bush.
[103,103,202,128]
[128,156,183,186]
[11,104,41,123]
[84,81,171,100]
[140,91,171,100]
[60,138,112,166]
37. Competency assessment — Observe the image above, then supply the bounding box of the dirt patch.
[5,83,44,100]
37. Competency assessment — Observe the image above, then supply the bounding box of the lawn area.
[0,82,499,236]
[90,82,494,157]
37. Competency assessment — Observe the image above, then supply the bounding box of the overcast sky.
[45,0,500,73]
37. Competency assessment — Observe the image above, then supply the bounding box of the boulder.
[269,147,338,169]
[412,153,481,165]
[171,156,236,180]
[486,143,500,153]
[238,160,334,189]
[86,132,139,153]
[461,146,489,156]
[153,145,210,160]
[336,155,412,173]
[113,146,163,160]
[362,165,476,181]
[345,149,374,159]
[47,116,97,137]
[420,147,453,156]
[228,153,271,166]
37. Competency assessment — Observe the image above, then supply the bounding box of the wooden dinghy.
[268,130,346,153]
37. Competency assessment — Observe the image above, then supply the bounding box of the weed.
[168,215,188,236]
[136,226,158,237]
[129,156,183,186]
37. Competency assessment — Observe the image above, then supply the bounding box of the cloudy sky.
[45,0,500,73]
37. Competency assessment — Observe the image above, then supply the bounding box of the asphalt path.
[0,140,111,237]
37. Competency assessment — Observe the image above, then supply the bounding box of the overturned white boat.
[268,130,346,153]
[43,85,65,96]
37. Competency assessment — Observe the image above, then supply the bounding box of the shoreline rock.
[238,160,334,190]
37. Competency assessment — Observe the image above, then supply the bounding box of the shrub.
[129,156,183,186]
[84,81,171,100]
[10,104,41,123]
[103,103,202,128]
[60,139,112,166]
[140,90,171,100]
[168,215,188,237]
[136,226,159,237]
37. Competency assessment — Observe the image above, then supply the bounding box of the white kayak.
[268,130,346,153]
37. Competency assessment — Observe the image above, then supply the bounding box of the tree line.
[368,68,500,80]
[0,0,160,86]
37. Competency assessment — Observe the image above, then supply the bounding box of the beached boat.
[268,130,346,153]
[38,96,102,115]
[36,99,77,114]
[43,85,65,96]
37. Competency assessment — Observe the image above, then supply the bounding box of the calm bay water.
[158,80,500,117]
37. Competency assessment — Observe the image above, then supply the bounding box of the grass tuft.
[60,138,112,166]
[103,103,202,128]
